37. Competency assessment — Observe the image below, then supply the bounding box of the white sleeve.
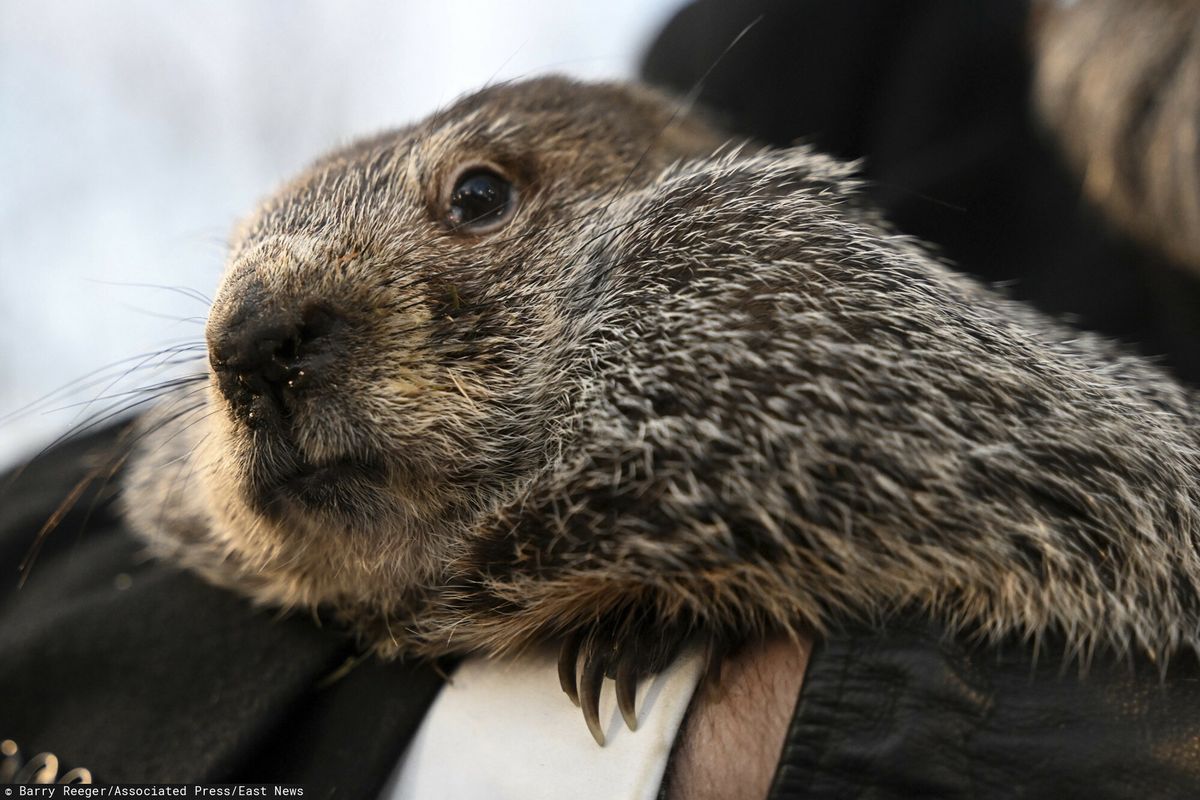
[383,644,706,800]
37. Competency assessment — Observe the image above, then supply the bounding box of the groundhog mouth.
[245,444,392,522]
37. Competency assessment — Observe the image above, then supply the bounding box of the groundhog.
[119,76,1200,745]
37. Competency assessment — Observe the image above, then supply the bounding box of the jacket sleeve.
[768,620,1200,799]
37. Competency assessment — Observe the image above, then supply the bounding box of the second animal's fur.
[1033,0,1200,275]
[122,77,1200,741]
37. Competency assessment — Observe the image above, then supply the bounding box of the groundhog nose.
[210,302,341,427]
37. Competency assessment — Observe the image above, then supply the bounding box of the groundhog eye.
[446,168,517,233]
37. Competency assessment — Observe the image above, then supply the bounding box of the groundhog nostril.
[298,303,339,346]
[211,302,344,424]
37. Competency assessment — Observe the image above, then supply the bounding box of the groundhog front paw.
[556,614,726,745]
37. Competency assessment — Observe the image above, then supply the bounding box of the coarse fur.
[123,76,1200,707]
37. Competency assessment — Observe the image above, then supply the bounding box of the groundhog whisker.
[114,303,209,326]
[0,342,206,426]
[83,278,212,306]
[64,346,208,428]
[41,374,209,416]
[41,390,199,461]
[0,374,208,505]
[17,399,211,586]
[17,451,131,588]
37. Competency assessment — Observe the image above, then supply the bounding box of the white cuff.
[384,644,706,800]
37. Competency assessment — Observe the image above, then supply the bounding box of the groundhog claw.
[559,624,671,745]
[615,653,639,732]
[557,630,583,707]
[579,645,608,745]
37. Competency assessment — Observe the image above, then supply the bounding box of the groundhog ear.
[652,109,737,163]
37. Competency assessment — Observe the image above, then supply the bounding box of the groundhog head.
[164,77,729,611]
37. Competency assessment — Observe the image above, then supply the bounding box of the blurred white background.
[0,0,683,467]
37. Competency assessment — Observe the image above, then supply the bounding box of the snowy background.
[0,0,683,468]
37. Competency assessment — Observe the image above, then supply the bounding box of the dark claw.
[558,631,583,707]
[580,646,608,746]
[615,653,638,731]
[562,617,694,745]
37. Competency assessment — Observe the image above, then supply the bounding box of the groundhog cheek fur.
[122,77,1200,690]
